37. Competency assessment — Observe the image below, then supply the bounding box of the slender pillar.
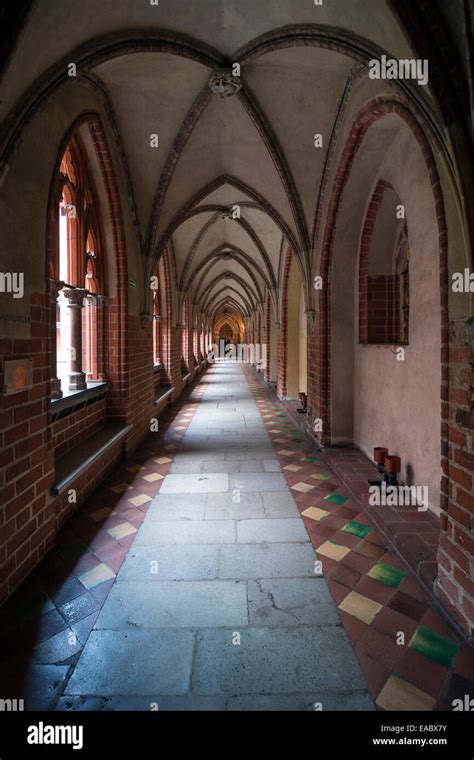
[85,294,107,382]
[48,278,64,399]
[63,287,88,391]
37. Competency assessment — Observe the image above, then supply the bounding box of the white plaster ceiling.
[2,0,421,322]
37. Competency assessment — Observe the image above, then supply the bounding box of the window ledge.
[182,373,191,383]
[155,386,172,406]
[51,382,109,421]
[153,363,164,374]
[52,422,132,496]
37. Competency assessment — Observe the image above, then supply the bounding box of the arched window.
[359,182,410,346]
[52,136,106,396]
[152,275,162,366]
[181,299,189,376]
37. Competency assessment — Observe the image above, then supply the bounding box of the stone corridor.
[1,363,473,711]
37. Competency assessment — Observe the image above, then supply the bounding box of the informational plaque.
[3,358,34,395]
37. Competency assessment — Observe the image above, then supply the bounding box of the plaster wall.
[353,128,442,514]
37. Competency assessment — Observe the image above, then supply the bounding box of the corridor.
[1,362,472,712]
[61,362,373,710]
[1,2,473,725]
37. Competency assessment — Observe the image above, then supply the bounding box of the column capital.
[48,278,64,300]
[63,287,88,307]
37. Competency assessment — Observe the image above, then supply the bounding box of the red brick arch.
[277,247,293,398]
[358,178,400,345]
[309,98,474,635]
[311,97,448,451]
[45,111,129,421]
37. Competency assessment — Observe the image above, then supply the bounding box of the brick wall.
[264,295,271,382]
[51,396,107,458]
[0,293,54,605]
[359,179,401,345]
[436,317,474,636]
[360,274,400,345]
[277,248,292,398]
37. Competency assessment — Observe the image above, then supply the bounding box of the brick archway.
[277,247,293,398]
[310,98,448,449]
[45,111,129,422]
[309,97,474,636]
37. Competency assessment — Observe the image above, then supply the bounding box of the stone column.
[48,278,64,399]
[96,294,107,382]
[85,294,107,382]
[63,287,88,391]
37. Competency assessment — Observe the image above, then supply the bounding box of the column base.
[68,372,87,391]
[50,377,63,399]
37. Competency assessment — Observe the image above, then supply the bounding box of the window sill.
[51,422,131,496]
[359,341,409,348]
[50,382,109,421]
[155,386,173,406]
[153,363,164,374]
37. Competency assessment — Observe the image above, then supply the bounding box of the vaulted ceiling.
[1,0,441,325]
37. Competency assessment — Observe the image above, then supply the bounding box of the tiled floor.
[0,361,473,711]
[243,365,474,710]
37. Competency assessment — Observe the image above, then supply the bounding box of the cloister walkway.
[1,362,471,710]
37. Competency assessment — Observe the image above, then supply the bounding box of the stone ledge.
[50,382,109,421]
[155,386,172,406]
[52,422,132,496]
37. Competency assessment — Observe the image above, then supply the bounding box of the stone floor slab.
[160,473,229,494]
[95,580,248,629]
[192,626,368,695]
[65,630,194,696]
[237,518,309,544]
[218,542,317,579]
[134,520,236,546]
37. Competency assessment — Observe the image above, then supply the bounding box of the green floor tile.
[58,544,92,561]
[323,492,348,506]
[15,597,55,623]
[368,561,406,588]
[409,624,460,667]
[343,521,373,539]
[302,456,318,463]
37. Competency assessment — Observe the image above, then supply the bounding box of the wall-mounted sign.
[3,358,33,395]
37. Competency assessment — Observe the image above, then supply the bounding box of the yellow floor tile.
[376,675,436,711]
[107,522,138,540]
[302,506,330,522]
[317,541,351,562]
[291,482,315,493]
[143,473,164,483]
[90,507,113,523]
[128,494,152,507]
[154,457,172,465]
[338,590,383,624]
[79,563,115,590]
[284,464,303,472]
[111,483,132,494]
